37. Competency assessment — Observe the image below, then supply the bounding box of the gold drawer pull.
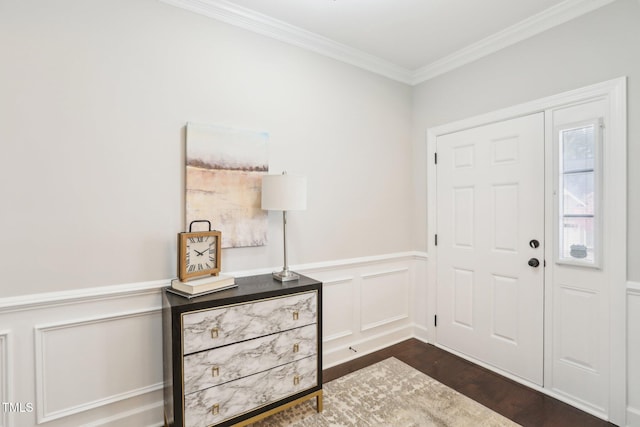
[211,366,219,377]
[293,311,299,321]
[293,343,300,353]
[293,375,300,386]
[211,404,220,415]
[210,328,219,339]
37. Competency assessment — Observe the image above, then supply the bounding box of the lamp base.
[273,270,300,282]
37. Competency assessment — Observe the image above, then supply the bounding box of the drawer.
[183,324,317,394]
[182,291,317,355]
[184,355,317,427]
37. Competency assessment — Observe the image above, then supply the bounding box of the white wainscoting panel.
[34,309,163,423]
[0,252,428,427]
[0,330,10,427]
[0,282,164,427]
[321,277,355,342]
[300,254,423,368]
[628,282,640,427]
[360,268,409,331]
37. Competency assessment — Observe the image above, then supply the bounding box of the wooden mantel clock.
[178,220,222,281]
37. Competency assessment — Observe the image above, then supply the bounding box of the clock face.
[178,230,222,281]
[186,236,216,273]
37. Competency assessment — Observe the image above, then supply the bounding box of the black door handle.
[529,239,540,249]
[528,258,540,268]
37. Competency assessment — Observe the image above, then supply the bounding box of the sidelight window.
[556,119,602,267]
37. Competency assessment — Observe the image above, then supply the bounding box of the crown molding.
[161,0,615,85]
[159,0,414,84]
[411,0,617,84]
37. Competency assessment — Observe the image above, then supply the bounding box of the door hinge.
[435,234,438,246]
[434,315,437,327]
[434,152,438,164]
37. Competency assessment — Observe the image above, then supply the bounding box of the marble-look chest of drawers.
[163,274,323,427]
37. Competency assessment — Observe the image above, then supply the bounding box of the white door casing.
[435,113,545,385]
[426,77,627,424]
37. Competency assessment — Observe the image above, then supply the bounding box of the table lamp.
[261,171,307,282]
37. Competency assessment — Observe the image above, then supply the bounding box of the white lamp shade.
[261,173,307,211]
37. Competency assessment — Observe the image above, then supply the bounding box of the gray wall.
[412,0,640,280]
[0,0,413,297]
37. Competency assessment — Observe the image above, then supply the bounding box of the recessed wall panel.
[491,275,518,343]
[493,184,518,252]
[322,278,354,341]
[36,310,163,422]
[453,269,474,328]
[361,269,409,331]
[454,187,474,248]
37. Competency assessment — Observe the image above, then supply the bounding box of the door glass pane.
[563,172,594,216]
[562,126,594,172]
[557,120,600,267]
[561,217,594,262]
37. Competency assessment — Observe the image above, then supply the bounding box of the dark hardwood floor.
[323,339,615,427]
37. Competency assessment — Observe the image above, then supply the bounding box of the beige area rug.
[251,357,519,427]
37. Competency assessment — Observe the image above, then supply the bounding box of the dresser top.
[163,273,322,314]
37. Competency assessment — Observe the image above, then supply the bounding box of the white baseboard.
[432,342,609,421]
[323,325,414,369]
[412,324,429,344]
[80,401,164,427]
[627,406,640,427]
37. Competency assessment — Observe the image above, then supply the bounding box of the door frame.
[425,77,627,424]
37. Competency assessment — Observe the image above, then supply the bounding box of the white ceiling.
[162,0,616,84]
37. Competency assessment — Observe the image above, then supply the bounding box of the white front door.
[436,112,544,385]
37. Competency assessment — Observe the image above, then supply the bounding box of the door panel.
[436,113,544,385]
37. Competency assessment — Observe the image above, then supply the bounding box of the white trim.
[412,325,429,344]
[426,77,627,425]
[0,279,166,313]
[323,330,353,343]
[292,251,426,273]
[159,0,615,85]
[79,401,164,427]
[0,330,11,427]
[233,251,426,278]
[322,277,355,287]
[34,309,163,424]
[0,252,426,312]
[411,0,616,84]
[606,76,628,425]
[432,342,609,420]
[628,406,640,427]
[159,0,413,84]
[629,281,640,294]
[361,314,409,332]
[361,267,409,280]
[322,324,413,369]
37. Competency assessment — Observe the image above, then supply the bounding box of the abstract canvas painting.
[185,123,269,248]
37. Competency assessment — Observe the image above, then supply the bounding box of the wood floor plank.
[323,339,615,427]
